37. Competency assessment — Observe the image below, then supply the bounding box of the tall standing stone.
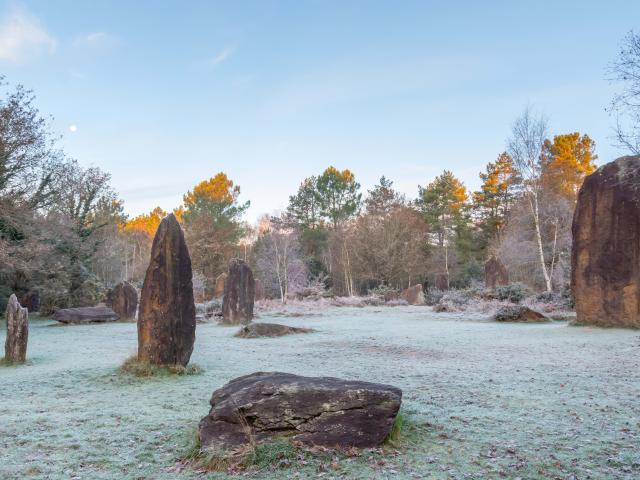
[222,258,255,325]
[5,294,28,363]
[137,214,196,366]
[108,281,138,320]
[485,256,509,289]
[572,156,640,327]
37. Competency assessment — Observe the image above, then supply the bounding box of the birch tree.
[507,106,552,292]
[254,220,308,303]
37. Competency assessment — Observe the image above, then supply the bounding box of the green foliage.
[385,411,405,445]
[315,166,361,228]
[495,282,530,303]
[243,439,297,469]
[184,436,297,473]
[365,176,404,214]
[119,356,203,377]
[384,411,424,449]
[417,170,467,242]
[286,176,321,229]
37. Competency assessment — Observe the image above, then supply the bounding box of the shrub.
[495,283,530,303]
[367,284,399,302]
[424,288,444,306]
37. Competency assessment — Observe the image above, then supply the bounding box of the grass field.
[1,306,639,479]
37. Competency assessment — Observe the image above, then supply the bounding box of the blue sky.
[0,0,637,221]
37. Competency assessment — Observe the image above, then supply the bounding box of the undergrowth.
[119,356,202,377]
[183,410,416,473]
[184,430,297,473]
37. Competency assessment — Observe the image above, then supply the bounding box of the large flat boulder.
[53,306,119,324]
[234,323,315,338]
[222,258,255,325]
[138,213,196,366]
[572,156,640,327]
[198,372,402,450]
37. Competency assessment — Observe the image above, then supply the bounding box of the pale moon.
[69,125,78,133]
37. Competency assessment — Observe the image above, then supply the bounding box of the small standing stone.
[138,214,196,366]
[108,281,138,320]
[400,284,425,305]
[20,289,40,313]
[485,256,509,289]
[434,273,449,291]
[222,258,255,325]
[4,294,28,363]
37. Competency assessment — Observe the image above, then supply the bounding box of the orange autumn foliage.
[123,207,168,238]
[540,133,597,200]
[182,172,240,208]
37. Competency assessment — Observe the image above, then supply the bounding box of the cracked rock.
[198,371,402,449]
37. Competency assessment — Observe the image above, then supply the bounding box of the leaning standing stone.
[572,156,640,328]
[222,258,255,325]
[138,214,196,366]
[4,294,28,363]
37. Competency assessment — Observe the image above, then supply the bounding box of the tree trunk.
[529,191,552,292]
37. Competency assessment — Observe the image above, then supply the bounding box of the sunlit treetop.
[182,172,240,208]
[540,132,597,200]
[123,206,168,238]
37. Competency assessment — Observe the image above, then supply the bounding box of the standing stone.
[20,289,40,313]
[254,278,265,301]
[5,294,28,363]
[138,214,196,366]
[400,284,425,305]
[572,156,640,327]
[485,256,509,289]
[108,281,138,320]
[434,273,449,291]
[214,273,227,298]
[222,258,254,325]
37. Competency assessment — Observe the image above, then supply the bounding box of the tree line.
[1,29,638,309]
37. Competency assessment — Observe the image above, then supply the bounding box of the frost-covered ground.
[1,307,639,479]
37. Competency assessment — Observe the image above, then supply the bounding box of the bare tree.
[609,30,640,155]
[507,106,553,292]
[254,219,308,303]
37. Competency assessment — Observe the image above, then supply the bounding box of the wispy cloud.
[0,9,56,62]
[210,46,235,66]
[194,46,236,71]
[73,31,120,49]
